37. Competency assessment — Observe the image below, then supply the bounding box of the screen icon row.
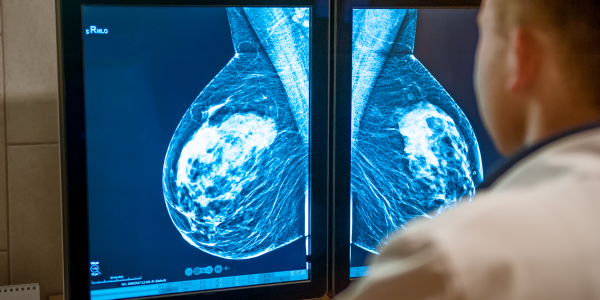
[185,265,228,276]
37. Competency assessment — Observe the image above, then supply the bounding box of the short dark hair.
[494,0,600,100]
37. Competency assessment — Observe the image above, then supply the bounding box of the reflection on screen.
[84,6,311,299]
[350,8,483,277]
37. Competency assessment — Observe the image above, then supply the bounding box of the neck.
[524,97,600,147]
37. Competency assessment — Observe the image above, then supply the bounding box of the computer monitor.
[331,0,502,295]
[58,1,329,299]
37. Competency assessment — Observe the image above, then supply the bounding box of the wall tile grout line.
[1,0,9,284]
[7,142,60,147]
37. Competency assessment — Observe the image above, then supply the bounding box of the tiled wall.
[0,0,64,299]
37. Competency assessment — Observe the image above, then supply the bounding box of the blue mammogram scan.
[351,9,483,253]
[162,8,310,260]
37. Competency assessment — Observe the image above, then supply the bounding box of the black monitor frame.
[57,0,330,299]
[330,0,480,296]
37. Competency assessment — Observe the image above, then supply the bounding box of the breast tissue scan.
[84,7,310,299]
[350,9,499,277]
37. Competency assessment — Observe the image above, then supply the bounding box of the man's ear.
[507,28,541,93]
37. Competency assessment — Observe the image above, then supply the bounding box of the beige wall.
[0,0,64,299]
[0,2,332,300]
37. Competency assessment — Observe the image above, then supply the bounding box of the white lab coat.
[336,127,600,300]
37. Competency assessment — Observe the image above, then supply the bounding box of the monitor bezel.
[331,0,480,296]
[57,0,330,299]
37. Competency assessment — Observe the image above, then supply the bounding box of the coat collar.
[478,120,600,190]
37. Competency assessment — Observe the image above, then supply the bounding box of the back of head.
[476,0,600,155]
[494,0,600,101]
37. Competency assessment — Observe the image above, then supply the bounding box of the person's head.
[475,0,600,155]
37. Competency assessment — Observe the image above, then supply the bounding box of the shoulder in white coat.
[336,128,600,300]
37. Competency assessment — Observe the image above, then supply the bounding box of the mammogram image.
[351,9,483,253]
[163,8,310,260]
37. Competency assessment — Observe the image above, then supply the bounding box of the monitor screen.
[349,8,501,278]
[83,6,312,299]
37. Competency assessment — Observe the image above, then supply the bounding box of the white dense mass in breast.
[397,101,471,201]
[176,114,277,208]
